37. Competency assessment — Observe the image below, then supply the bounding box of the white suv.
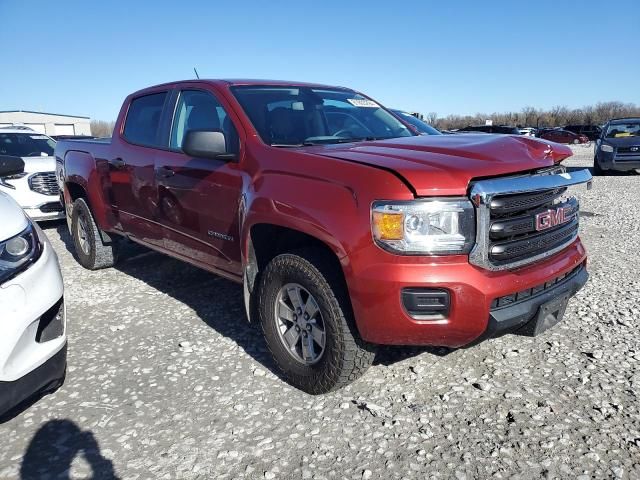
[0,129,64,221]
[0,157,66,417]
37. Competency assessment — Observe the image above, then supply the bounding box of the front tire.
[258,249,376,394]
[71,198,117,270]
[593,157,605,176]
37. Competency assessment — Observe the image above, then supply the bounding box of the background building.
[0,110,91,136]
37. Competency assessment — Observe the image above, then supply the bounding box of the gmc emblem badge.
[535,206,572,231]
[631,146,639,152]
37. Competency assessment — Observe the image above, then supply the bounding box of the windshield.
[231,86,414,146]
[391,110,441,135]
[606,122,640,138]
[0,132,56,157]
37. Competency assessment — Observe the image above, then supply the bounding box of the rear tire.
[258,249,376,394]
[573,138,580,145]
[71,198,117,270]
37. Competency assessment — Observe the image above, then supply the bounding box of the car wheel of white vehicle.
[258,248,376,394]
[71,198,117,270]
[573,139,580,145]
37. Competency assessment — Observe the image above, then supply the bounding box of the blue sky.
[1,0,638,120]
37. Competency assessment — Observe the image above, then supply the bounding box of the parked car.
[538,128,589,145]
[0,156,66,418]
[0,125,35,131]
[389,110,441,135]
[56,79,591,394]
[518,127,537,137]
[593,117,640,175]
[564,124,602,141]
[457,125,521,135]
[0,129,64,221]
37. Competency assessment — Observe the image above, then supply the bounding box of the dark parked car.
[538,129,589,145]
[389,110,441,135]
[593,117,640,175]
[457,125,520,135]
[564,124,602,141]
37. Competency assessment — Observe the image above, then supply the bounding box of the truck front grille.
[469,167,592,271]
[29,172,59,196]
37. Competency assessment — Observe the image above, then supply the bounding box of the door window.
[123,92,168,147]
[170,90,239,154]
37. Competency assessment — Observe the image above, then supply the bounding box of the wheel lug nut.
[293,314,298,321]
[306,324,312,331]
[295,325,300,332]
[304,314,309,320]
[297,308,302,314]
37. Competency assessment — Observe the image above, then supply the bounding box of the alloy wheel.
[274,283,326,365]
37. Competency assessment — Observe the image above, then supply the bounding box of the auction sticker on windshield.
[347,99,379,108]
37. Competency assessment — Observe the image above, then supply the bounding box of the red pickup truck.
[56,80,592,393]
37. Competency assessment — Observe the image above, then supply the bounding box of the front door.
[153,88,243,276]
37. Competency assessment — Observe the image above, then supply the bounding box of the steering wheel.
[332,129,355,138]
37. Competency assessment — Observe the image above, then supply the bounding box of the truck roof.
[133,79,354,94]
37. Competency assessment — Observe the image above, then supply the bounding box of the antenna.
[193,67,200,79]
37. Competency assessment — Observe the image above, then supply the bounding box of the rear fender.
[63,151,116,232]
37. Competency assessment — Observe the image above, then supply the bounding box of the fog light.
[401,288,450,319]
[5,237,30,257]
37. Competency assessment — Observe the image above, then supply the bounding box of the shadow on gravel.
[51,224,450,380]
[20,419,118,479]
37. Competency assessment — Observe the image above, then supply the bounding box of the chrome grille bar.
[469,168,592,271]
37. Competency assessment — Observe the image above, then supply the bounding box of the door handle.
[110,157,126,169]
[156,166,175,178]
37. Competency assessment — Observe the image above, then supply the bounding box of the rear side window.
[123,92,167,147]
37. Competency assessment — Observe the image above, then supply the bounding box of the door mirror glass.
[182,130,235,160]
[0,155,25,177]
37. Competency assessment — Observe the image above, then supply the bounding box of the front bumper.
[0,180,64,222]
[0,226,66,415]
[0,343,66,417]
[22,204,65,222]
[345,238,587,347]
[597,152,640,171]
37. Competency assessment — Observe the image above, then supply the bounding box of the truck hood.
[20,155,56,174]
[0,191,29,241]
[309,134,572,196]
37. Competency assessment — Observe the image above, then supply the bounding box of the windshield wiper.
[302,136,379,146]
[271,143,304,148]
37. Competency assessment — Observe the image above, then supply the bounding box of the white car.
[0,129,65,221]
[0,157,66,417]
[518,127,537,137]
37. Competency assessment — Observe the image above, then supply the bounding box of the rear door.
[153,86,244,276]
[110,90,171,245]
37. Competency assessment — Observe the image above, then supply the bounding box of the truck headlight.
[0,222,42,284]
[600,144,614,153]
[372,199,475,254]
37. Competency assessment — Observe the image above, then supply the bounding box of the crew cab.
[56,80,592,394]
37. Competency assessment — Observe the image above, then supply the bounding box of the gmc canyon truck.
[56,80,592,394]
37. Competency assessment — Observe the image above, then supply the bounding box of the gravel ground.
[1,145,639,479]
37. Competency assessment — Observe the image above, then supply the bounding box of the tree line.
[421,101,640,130]
[89,120,116,137]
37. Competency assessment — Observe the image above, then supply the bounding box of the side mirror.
[182,130,235,161]
[0,155,25,177]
